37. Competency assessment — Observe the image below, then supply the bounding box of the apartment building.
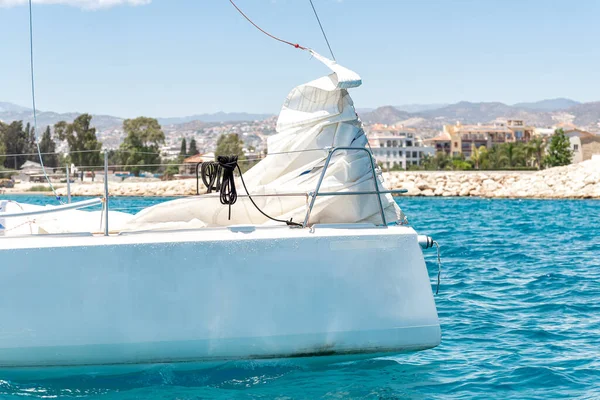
[367,125,435,169]
[436,119,534,158]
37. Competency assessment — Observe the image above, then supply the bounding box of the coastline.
[3,159,599,199]
[384,158,600,199]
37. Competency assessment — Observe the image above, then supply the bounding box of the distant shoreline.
[3,160,599,200]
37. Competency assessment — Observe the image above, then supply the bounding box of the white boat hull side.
[0,225,440,367]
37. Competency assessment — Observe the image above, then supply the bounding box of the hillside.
[158,112,273,125]
[394,103,448,113]
[0,102,274,132]
[360,106,411,125]
[356,100,600,134]
[514,98,580,111]
[2,99,600,141]
[564,102,600,128]
[0,105,123,131]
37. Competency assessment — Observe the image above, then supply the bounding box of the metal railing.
[0,198,102,218]
[0,146,406,234]
[302,147,406,227]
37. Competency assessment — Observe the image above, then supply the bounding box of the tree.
[486,145,507,169]
[470,144,488,170]
[119,117,165,176]
[451,153,472,170]
[502,142,525,168]
[54,114,102,167]
[24,122,40,162]
[106,149,121,167]
[0,142,5,169]
[180,138,187,157]
[215,133,255,172]
[188,138,199,155]
[215,133,245,158]
[422,152,452,170]
[0,122,6,168]
[1,121,29,170]
[544,128,572,167]
[526,136,545,170]
[39,126,59,168]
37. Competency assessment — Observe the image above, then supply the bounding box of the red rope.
[229,0,307,51]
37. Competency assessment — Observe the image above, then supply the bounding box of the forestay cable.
[28,0,62,203]
[308,0,336,61]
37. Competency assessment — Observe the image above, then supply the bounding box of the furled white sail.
[125,51,403,230]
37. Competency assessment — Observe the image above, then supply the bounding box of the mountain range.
[0,102,273,132]
[360,99,600,135]
[157,112,272,126]
[2,98,599,136]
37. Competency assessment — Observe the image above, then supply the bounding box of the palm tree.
[470,144,488,169]
[424,152,451,170]
[502,142,525,168]
[487,145,507,169]
[526,136,545,170]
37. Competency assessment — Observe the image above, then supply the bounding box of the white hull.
[0,224,440,367]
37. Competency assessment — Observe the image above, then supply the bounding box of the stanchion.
[104,151,109,236]
[65,164,71,204]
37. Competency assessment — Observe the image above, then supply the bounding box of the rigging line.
[434,241,441,295]
[228,0,307,51]
[0,149,103,158]
[308,0,336,61]
[28,0,62,204]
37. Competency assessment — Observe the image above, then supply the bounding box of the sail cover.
[125,51,404,230]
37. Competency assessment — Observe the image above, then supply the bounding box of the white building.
[564,129,596,164]
[160,145,182,160]
[534,126,599,164]
[367,125,435,169]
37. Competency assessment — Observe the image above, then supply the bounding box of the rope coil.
[217,156,239,220]
[201,162,222,193]
[200,156,302,227]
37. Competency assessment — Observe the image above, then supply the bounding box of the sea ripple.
[0,196,598,399]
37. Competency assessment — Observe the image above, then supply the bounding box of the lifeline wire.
[308,0,336,61]
[28,0,62,203]
[434,241,441,295]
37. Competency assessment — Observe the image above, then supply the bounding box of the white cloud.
[0,0,151,10]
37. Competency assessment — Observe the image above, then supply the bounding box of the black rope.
[201,161,222,193]
[217,156,238,220]
[236,164,302,227]
[200,156,302,227]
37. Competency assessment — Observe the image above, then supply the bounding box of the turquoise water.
[0,195,599,399]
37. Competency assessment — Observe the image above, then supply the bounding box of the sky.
[1,0,599,118]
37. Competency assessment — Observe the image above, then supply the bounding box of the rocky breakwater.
[50,159,600,199]
[385,158,600,199]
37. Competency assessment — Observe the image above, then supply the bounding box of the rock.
[27,159,599,200]
[459,187,471,196]
[415,180,432,191]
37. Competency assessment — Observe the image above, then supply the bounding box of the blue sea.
[0,195,599,399]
